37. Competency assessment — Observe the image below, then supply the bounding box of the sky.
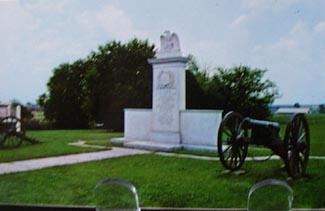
[0,0,325,105]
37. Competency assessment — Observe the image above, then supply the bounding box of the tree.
[86,39,155,131]
[40,60,90,129]
[39,39,155,130]
[186,55,225,109]
[185,57,277,119]
[216,66,279,119]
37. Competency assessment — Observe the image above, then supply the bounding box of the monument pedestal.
[148,56,188,145]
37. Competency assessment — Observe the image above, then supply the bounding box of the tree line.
[38,38,279,131]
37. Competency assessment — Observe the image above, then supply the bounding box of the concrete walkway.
[156,152,325,161]
[0,147,150,175]
[1,147,325,175]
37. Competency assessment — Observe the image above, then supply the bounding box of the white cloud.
[95,5,147,41]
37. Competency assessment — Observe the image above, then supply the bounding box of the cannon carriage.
[217,111,310,178]
[0,116,38,149]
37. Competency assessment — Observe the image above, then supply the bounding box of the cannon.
[217,111,310,178]
[0,116,38,149]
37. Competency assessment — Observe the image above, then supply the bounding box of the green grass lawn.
[0,154,324,208]
[0,114,324,208]
[0,130,123,162]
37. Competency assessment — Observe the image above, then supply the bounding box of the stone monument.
[149,31,188,145]
[112,31,222,151]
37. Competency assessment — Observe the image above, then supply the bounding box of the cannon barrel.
[242,117,280,131]
[242,117,281,146]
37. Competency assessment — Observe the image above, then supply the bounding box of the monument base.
[113,109,223,152]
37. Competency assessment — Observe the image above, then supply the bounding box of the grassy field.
[0,130,123,162]
[0,114,324,208]
[0,154,324,208]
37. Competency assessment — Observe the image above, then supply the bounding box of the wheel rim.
[284,113,310,178]
[0,116,24,149]
[217,111,248,171]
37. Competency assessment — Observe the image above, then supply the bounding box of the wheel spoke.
[225,149,232,161]
[223,145,231,154]
[227,153,233,166]
[297,132,306,144]
[224,128,232,138]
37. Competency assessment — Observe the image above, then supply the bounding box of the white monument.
[112,31,222,151]
[149,31,188,145]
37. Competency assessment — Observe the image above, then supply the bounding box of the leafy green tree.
[39,39,155,130]
[186,57,277,119]
[41,60,90,129]
[186,55,225,109]
[217,66,279,119]
[86,39,155,131]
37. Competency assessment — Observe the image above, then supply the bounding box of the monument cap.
[156,30,182,59]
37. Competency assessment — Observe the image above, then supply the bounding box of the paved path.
[1,148,325,175]
[0,147,150,175]
[156,152,325,161]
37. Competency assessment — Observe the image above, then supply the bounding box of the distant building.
[275,107,312,114]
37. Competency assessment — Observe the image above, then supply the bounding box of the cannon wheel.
[217,111,248,171]
[0,116,24,148]
[284,113,310,178]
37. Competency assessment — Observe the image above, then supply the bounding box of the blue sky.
[0,0,325,105]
